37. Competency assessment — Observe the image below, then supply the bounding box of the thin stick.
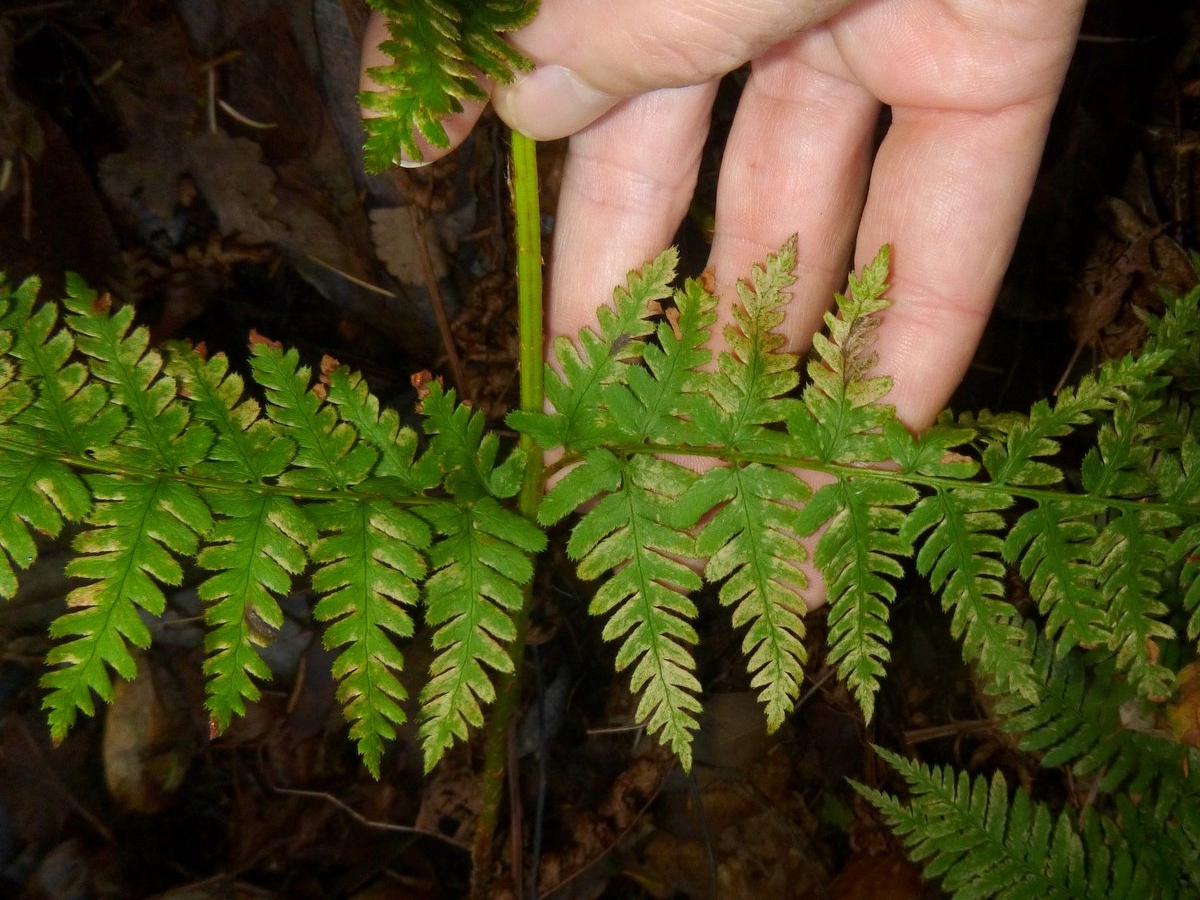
[272,786,470,850]
[408,203,467,398]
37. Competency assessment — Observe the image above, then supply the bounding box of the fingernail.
[397,156,432,169]
[493,65,617,141]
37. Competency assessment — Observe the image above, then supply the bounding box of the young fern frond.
[359,0,538,169]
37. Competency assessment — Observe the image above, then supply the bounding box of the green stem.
[470,129,543,899]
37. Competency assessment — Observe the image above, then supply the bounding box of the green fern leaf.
[360,0,537,169]
[166,347,314,729]
[798,476,916,720]
[687,462,811,730]
[902,486,1038,702]
[1078,399,1178,696]
[198,490,314,729]
[417,495,544,770]
[787,246,893,463]
[1091,511,1176,698]
[1003,499,1106,649]
[856,747,1156,900]
[41,281,215,739]
[310,497,429,776]
[568,452,702,766]
[417,383,546,769]
[311,365,441,775]
[45,476,212,739]
[0,279,120,599]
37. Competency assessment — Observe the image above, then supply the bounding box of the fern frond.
[856,747,1161,900]
[360,0,537,169]
[417,383,545,770]
[902,487,1038,702]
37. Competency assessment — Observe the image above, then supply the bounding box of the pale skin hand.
[362,1,1086,603]
[363,0,1086,430]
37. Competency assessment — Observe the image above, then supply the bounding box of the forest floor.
[0,1,1198,899]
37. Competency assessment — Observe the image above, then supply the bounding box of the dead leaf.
[102,655,192,814]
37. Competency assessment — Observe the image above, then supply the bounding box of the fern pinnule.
[799,476,915,721]
[1090,510,1175,699]
[1003,499,1106,649]
[416,383,546,770]
[310,496,428,776]
[575,453,703,767]
[1079,398,1178,698]
[309,365,444,775]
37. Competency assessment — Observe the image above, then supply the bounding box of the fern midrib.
[0,434,438,506]
[623,479,690,732]
[730,464,799,679]
[604,440,1198,519]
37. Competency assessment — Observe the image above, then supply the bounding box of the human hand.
[363,0,1085,432]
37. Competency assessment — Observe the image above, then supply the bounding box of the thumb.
[492,0,854,140]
